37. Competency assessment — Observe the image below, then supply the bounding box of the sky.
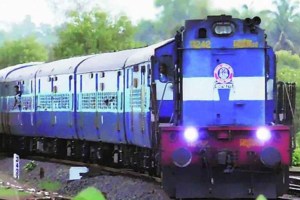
[0,0,276,27]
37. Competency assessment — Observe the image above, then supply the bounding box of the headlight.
[256,127,271,142]
[184,127,199,143]
[213,22,235,35]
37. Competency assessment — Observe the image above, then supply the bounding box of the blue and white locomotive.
[0,15,295,199]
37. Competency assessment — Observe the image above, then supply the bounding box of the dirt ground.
[0,156,170,200]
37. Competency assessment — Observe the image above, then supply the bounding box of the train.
[0,15,297,199]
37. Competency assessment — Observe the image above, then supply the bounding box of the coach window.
[117,71,121,91]
[38,79,41,93]
[158,55,174,83]
[100,83,104,91]
[99,72,105,78]
[69,75,73,91]
[89,73,94,79]
[13,85,22,110]
[159,63,168,83]
[31,80,33,93]
[133,78,138,88]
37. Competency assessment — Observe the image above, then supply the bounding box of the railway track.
[24,155,162,184]
[3,153,300,200]
[21,156,300,200]
[0,151,170,199]
[278,167,300,200]
[288,171,300,200]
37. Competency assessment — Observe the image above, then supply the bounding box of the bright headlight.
[184,127,199,143]
[213,22,235,35]
[256,127,271,142]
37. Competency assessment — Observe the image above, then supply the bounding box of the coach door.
[124,63,152,147]
[36,76,54,138]
[3,82,15,134]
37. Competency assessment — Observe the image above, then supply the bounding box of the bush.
[23,161,37,172]
[276,50,300,70]
[292,148,300,166]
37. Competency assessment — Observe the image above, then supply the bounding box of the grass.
[73,187,106,200]
[0,187,29,198]
[38,180,61,191]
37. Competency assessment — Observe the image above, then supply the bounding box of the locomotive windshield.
[213,22,235,35]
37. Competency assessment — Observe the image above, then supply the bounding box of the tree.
[0,31,8,46]
[274,33,296,54]
[135,0,211,44]
[276,50,300,132]
[264,0,300,52]
[0,36,48,68]
[53,10,140,59]
[229,3,271,28]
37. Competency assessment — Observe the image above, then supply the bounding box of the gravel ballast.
[0,156,171,200]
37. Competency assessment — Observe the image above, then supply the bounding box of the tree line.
[0,0,299,66]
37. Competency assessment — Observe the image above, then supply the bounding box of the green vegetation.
[276,51,300,117]
[38,180,61,191]
[293,132,300,166]
[73,187,106,200]
[277,50,300,70]
[293,147,300,166]
[23,160,37,172]
[0,0,300,65]
[53,10,140,59]
[276,51,300,165]
[0,36,48,67]
[0,187,29,198]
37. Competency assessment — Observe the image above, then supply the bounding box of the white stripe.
[229,77,265,100]
[183,77,265,101]
[155,80,173,100]
[183,77,220,101]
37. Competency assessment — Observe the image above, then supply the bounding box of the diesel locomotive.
[0,15,296,199]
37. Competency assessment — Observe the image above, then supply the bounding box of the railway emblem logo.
[214,63,234,89]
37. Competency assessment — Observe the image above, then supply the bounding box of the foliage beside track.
[38,180,61,191]
[293,147,300,166]
[276,51,300,129]
[276,51,300,166]
[293,132,300,166]
[0,187,29,199]
[73,187,106,200]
